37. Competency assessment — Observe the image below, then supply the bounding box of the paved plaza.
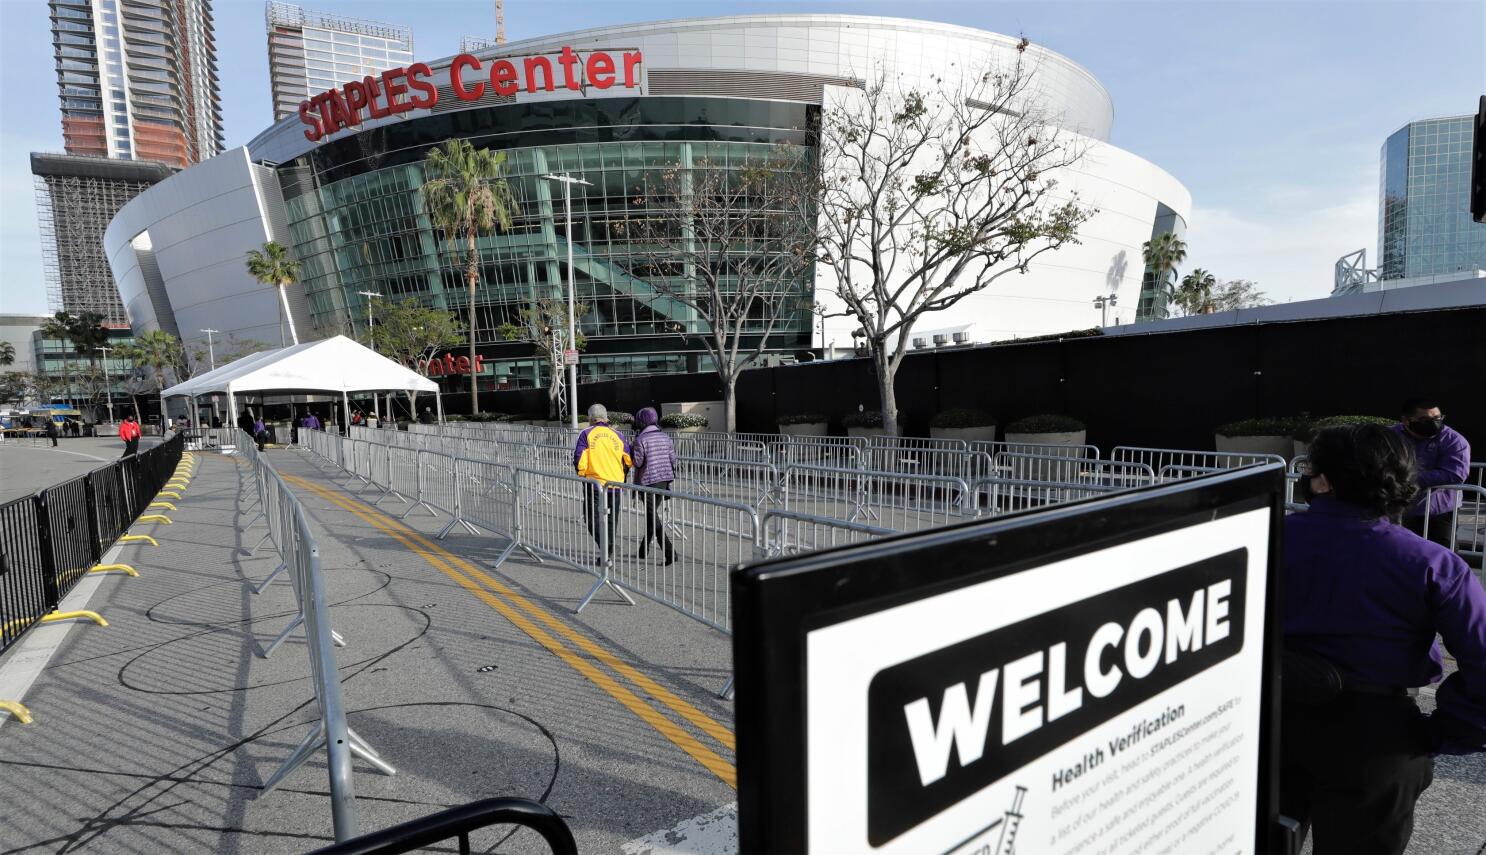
[0,435,161,504]
[0,446,1481,853]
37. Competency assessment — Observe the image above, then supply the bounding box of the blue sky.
[2,0,1482,317]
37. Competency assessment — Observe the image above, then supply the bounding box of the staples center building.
[105,15,1189,393]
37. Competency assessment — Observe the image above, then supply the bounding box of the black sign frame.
[732,464,1287,854]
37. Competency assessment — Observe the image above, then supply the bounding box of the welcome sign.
[732,466,1287,854]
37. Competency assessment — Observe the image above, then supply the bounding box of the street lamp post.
[200,328,219,370]
[357,291,383,352]
[541,172,592,433]
[94,345,115,424]
[200,329,220,425]
[1093,293,1118,328]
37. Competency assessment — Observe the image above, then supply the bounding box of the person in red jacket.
[119,414,141,457]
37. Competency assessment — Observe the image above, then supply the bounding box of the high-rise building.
[266,2,413,121]
[32,153,174,325]
[1379,115,1486,281]
[49,0,223,168]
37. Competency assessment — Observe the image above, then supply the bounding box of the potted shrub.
[842,410,887,439]
[778,413,829,437]
[1004,414,1086,447]
[661,412,708,433]
[1215,416,1303,459]
[606,411,634,428]
[929,408,996,443]
[1292,415,1394,458]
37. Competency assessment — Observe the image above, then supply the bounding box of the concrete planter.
[672,425,706,434]
[931,425,997,443]
[1004,429,1087,448]
[847,427,889,439]
[1214,434,1292,459]
[779,422,828,437]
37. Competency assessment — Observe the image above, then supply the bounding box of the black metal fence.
[0,433,184,653]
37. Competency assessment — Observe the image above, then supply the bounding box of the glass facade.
[1378,116,1486,280]
[278,97,818,390]
[1135,202,1188,321]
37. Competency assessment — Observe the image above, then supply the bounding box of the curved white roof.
[247,14,1115,166]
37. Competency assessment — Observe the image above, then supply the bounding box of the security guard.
[1282,424,1486,854]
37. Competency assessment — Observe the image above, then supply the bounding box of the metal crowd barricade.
[973,475,1124,516]
[1286,455,1311,511]
[604,481,761,633]
[2,434,181,685]
[492,469,633,611]
[771,435,865,470]
[992,453,1155,489]
[970,439,1101,464]
[1422,483,1486,562]
[781,464,972,532]
[452,458,517,545]
[759,508,895,558]
[378,446,419,509]
[1110,446,1284,478]
[674,455,779,509]
[249,453,394,842]
[184,426,237,451]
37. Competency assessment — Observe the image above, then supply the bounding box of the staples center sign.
[298,47,645,142]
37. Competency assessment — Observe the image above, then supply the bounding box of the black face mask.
[1408,417,1442,437]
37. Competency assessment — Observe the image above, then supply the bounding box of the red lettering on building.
[419,353,485,377]
[296,48,645,142]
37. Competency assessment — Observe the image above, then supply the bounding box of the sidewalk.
[0,448,735,853]
[0,446,1480,853]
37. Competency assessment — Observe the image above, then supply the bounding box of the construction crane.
[496,0,505,43]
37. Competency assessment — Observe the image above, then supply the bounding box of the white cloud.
[1182,188,1377,305]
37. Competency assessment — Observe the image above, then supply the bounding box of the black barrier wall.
[0,433,184,653]
[470,308,1485,455]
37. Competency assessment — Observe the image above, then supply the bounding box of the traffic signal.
[1473,95,1486,223]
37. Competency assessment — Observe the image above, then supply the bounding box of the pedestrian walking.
[630,407,677,565]
[46,418,59,447]
[1392,396,1471,550]
[119,414,141,457]
[573,403,631,559]
[304,411,321,431]
[419,406,436,425]
[1282,424,1486,854]
[253,415,268,452]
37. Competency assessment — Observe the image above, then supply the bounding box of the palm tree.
[421,139,516,414]
[245,241,302,346]
[1175,268,1218,316]
[0,340,14,366]
[118,330,183,394]
[1141,232,1188,319]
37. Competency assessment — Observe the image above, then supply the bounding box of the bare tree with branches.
[815,46,1097,435]
[625,149,817,432]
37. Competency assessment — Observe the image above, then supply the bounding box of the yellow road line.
[283,473,738,788]
[287,473,736,751]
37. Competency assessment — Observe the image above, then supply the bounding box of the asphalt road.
[0,434,162,503]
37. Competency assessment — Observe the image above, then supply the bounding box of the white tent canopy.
[161,336,440,429]
[162,335,437,399]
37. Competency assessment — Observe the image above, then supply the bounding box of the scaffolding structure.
[31,153,174,326]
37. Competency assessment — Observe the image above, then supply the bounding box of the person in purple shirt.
[1391,396,1472,550]
[630,407,677,565]
[1283,424,1486,854]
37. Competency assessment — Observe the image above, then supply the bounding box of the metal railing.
[307,797,576,855]
[243,437,394,842]
[1,433,184,656]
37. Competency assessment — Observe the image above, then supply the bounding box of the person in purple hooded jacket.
[1282,424,1486,854]
[1391,396,1472,550]
[630,407,677,565]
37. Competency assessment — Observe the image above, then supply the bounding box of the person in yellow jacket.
[573,403,631,558]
